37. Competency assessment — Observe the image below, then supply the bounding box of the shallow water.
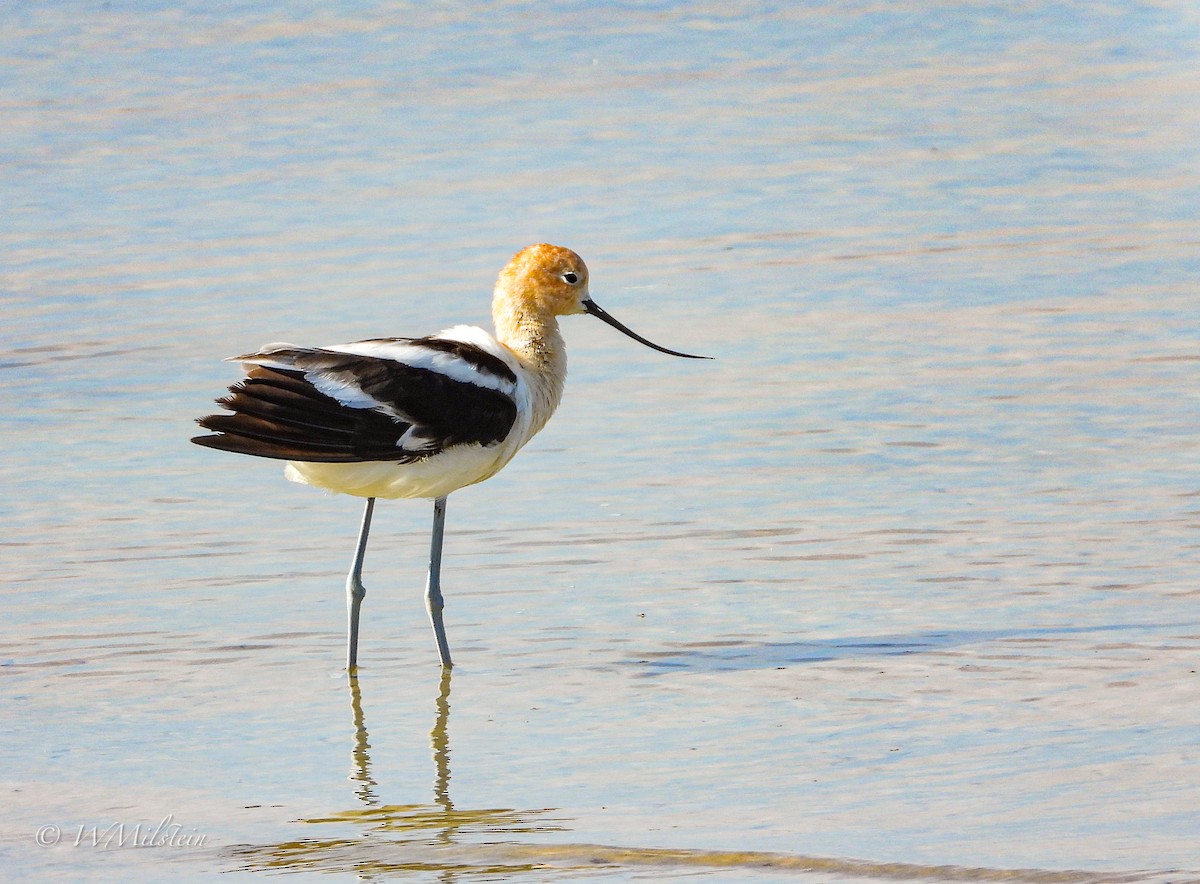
[3,2,1199,881]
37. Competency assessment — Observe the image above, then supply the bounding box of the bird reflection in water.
[226,671,565,876]
[228,676,1107,881]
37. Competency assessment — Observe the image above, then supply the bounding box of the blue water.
[2,3,1198,881]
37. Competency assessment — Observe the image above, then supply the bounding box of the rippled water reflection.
[3,2,1199,881]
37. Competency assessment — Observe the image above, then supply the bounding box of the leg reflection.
[344,670,453,813]
[227,672,564,874]
[347,675,379,807]
[431,665,453,812]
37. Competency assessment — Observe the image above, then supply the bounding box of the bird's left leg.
[346,497,375,672]
[426,495,453,668]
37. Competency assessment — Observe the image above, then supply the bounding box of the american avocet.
[193,243,708,670]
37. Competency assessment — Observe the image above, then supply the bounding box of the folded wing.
[191,337,520,463]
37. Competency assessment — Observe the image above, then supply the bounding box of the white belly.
[284,442,518,500]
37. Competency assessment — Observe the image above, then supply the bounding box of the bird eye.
[561,271,580,285]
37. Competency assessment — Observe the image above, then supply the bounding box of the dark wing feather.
[192,342,519,464]
[192,365,416,462]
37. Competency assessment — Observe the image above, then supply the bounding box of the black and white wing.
[192,334,520,463]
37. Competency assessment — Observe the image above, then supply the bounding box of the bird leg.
[426,496,453,668]
[346,497,375,672]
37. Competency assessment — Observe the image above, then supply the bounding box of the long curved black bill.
[583,299,712,359]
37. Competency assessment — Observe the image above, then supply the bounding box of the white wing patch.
[236,349,396,414]
[328,332,518,396]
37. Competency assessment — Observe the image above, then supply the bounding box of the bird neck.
[493,291,565,367]
[493,301,568,435]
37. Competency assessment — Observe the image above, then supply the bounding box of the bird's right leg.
[346,497,375,672]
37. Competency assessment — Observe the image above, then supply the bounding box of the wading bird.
[192,244,708,670]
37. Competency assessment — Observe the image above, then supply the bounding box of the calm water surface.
[2,2,1199,881]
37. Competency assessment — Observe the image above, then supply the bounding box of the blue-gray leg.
[346,497,375,672]
[426,496,453,668]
